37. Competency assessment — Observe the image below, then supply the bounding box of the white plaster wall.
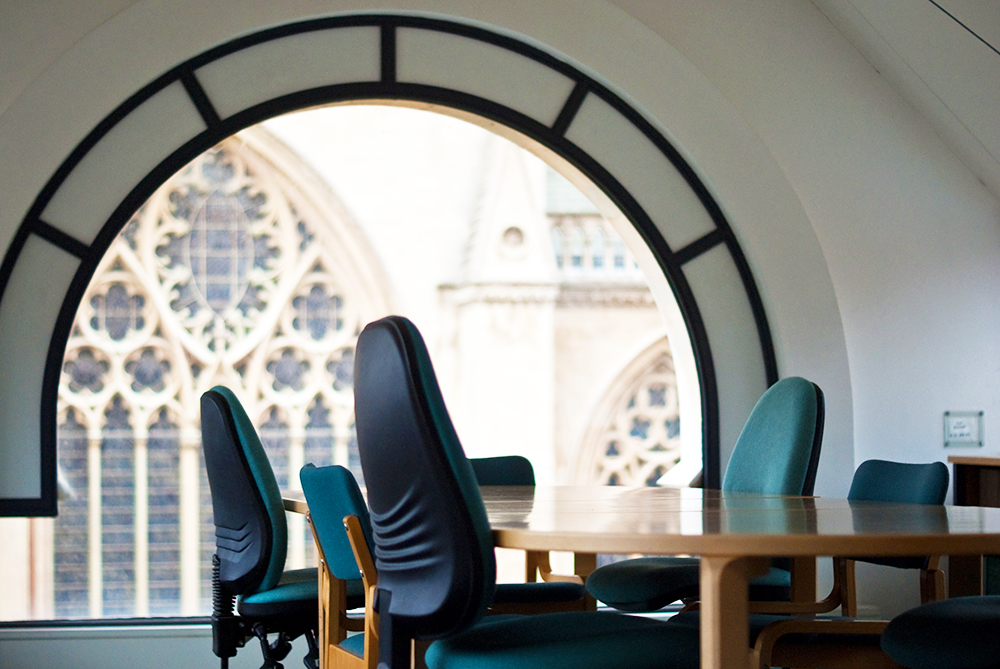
[611,0,1000,475]
[606,0,1000,616]
[2,0,996,627]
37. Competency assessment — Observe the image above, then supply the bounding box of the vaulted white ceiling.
[811,0,1000,196]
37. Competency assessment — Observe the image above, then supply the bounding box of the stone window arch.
[577,338,685,486]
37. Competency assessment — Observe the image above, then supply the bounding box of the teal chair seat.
[881,596,1000,669]
[585,557,793,612]
[492,581,586,604]
[425,611,700,669]
[586,376,825,612]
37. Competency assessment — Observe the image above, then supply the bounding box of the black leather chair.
[353,315,699,669]
[202,386,319,669]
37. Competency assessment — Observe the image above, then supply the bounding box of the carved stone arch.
[576,336,690,486]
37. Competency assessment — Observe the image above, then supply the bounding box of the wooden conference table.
[286,484,1000,669]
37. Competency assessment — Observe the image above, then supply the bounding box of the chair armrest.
[753,618,892,669]
[345,514,377,590]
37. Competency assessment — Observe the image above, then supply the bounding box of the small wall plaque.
[944,411,984,448]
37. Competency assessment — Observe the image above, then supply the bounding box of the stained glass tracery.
[54,133,379,618]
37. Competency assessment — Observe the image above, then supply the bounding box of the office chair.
[353,315,701,669]
[585,376,825,612]
[201,386,319,669]
[300,457,586,669]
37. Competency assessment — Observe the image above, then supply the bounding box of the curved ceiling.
[606,0,1000,198]
[805,0,1000,196]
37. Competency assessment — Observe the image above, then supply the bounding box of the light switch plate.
[944,411,984,447]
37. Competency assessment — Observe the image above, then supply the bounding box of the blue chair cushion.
[299,464,374,581]
[586,557,791,612]
[493,581,587,604]
[267,563,369,612]
[721,377,819,495]
[278,567,318,584]
[881,596,1000,669]
[339,633,366,658]
[470,456,535,486]
[237,569,319,618]
[846,459,949,570]
[585,557,700,611]
[424,611,700,669]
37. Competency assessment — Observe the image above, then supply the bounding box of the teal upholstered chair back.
[848,459,949,505]
[722,377,824,496]
[469,455,535,486]
[848,459,949,570]
[299,464,373,581]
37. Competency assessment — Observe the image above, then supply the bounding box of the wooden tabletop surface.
[286,484,1000,557]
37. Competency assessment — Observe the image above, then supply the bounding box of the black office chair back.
[354,316,496,669]
[202,386,287,596]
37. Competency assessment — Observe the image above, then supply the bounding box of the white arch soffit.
[0,0,848,503]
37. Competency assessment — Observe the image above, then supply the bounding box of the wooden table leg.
[574,552,598,610]
[699,555,770,669]
[949,554,984,597]
[789,556,816,603]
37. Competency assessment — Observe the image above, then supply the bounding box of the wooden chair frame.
[743,555,944,669]
[752,618,902,669]
[308,513,379,669]
[747,554,944,617]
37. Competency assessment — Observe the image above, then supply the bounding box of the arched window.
[0,15,779,624]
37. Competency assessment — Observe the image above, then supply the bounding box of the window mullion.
[178,433,201,615]
[86,431,102,619]
[133,430,149,617]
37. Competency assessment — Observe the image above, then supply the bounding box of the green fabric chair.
[585,376,825,612]
[201,386,319,669]
[299,463,377,669]
[469,454,589,612]
[881,596,1000,669]
[353,315,700,669]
